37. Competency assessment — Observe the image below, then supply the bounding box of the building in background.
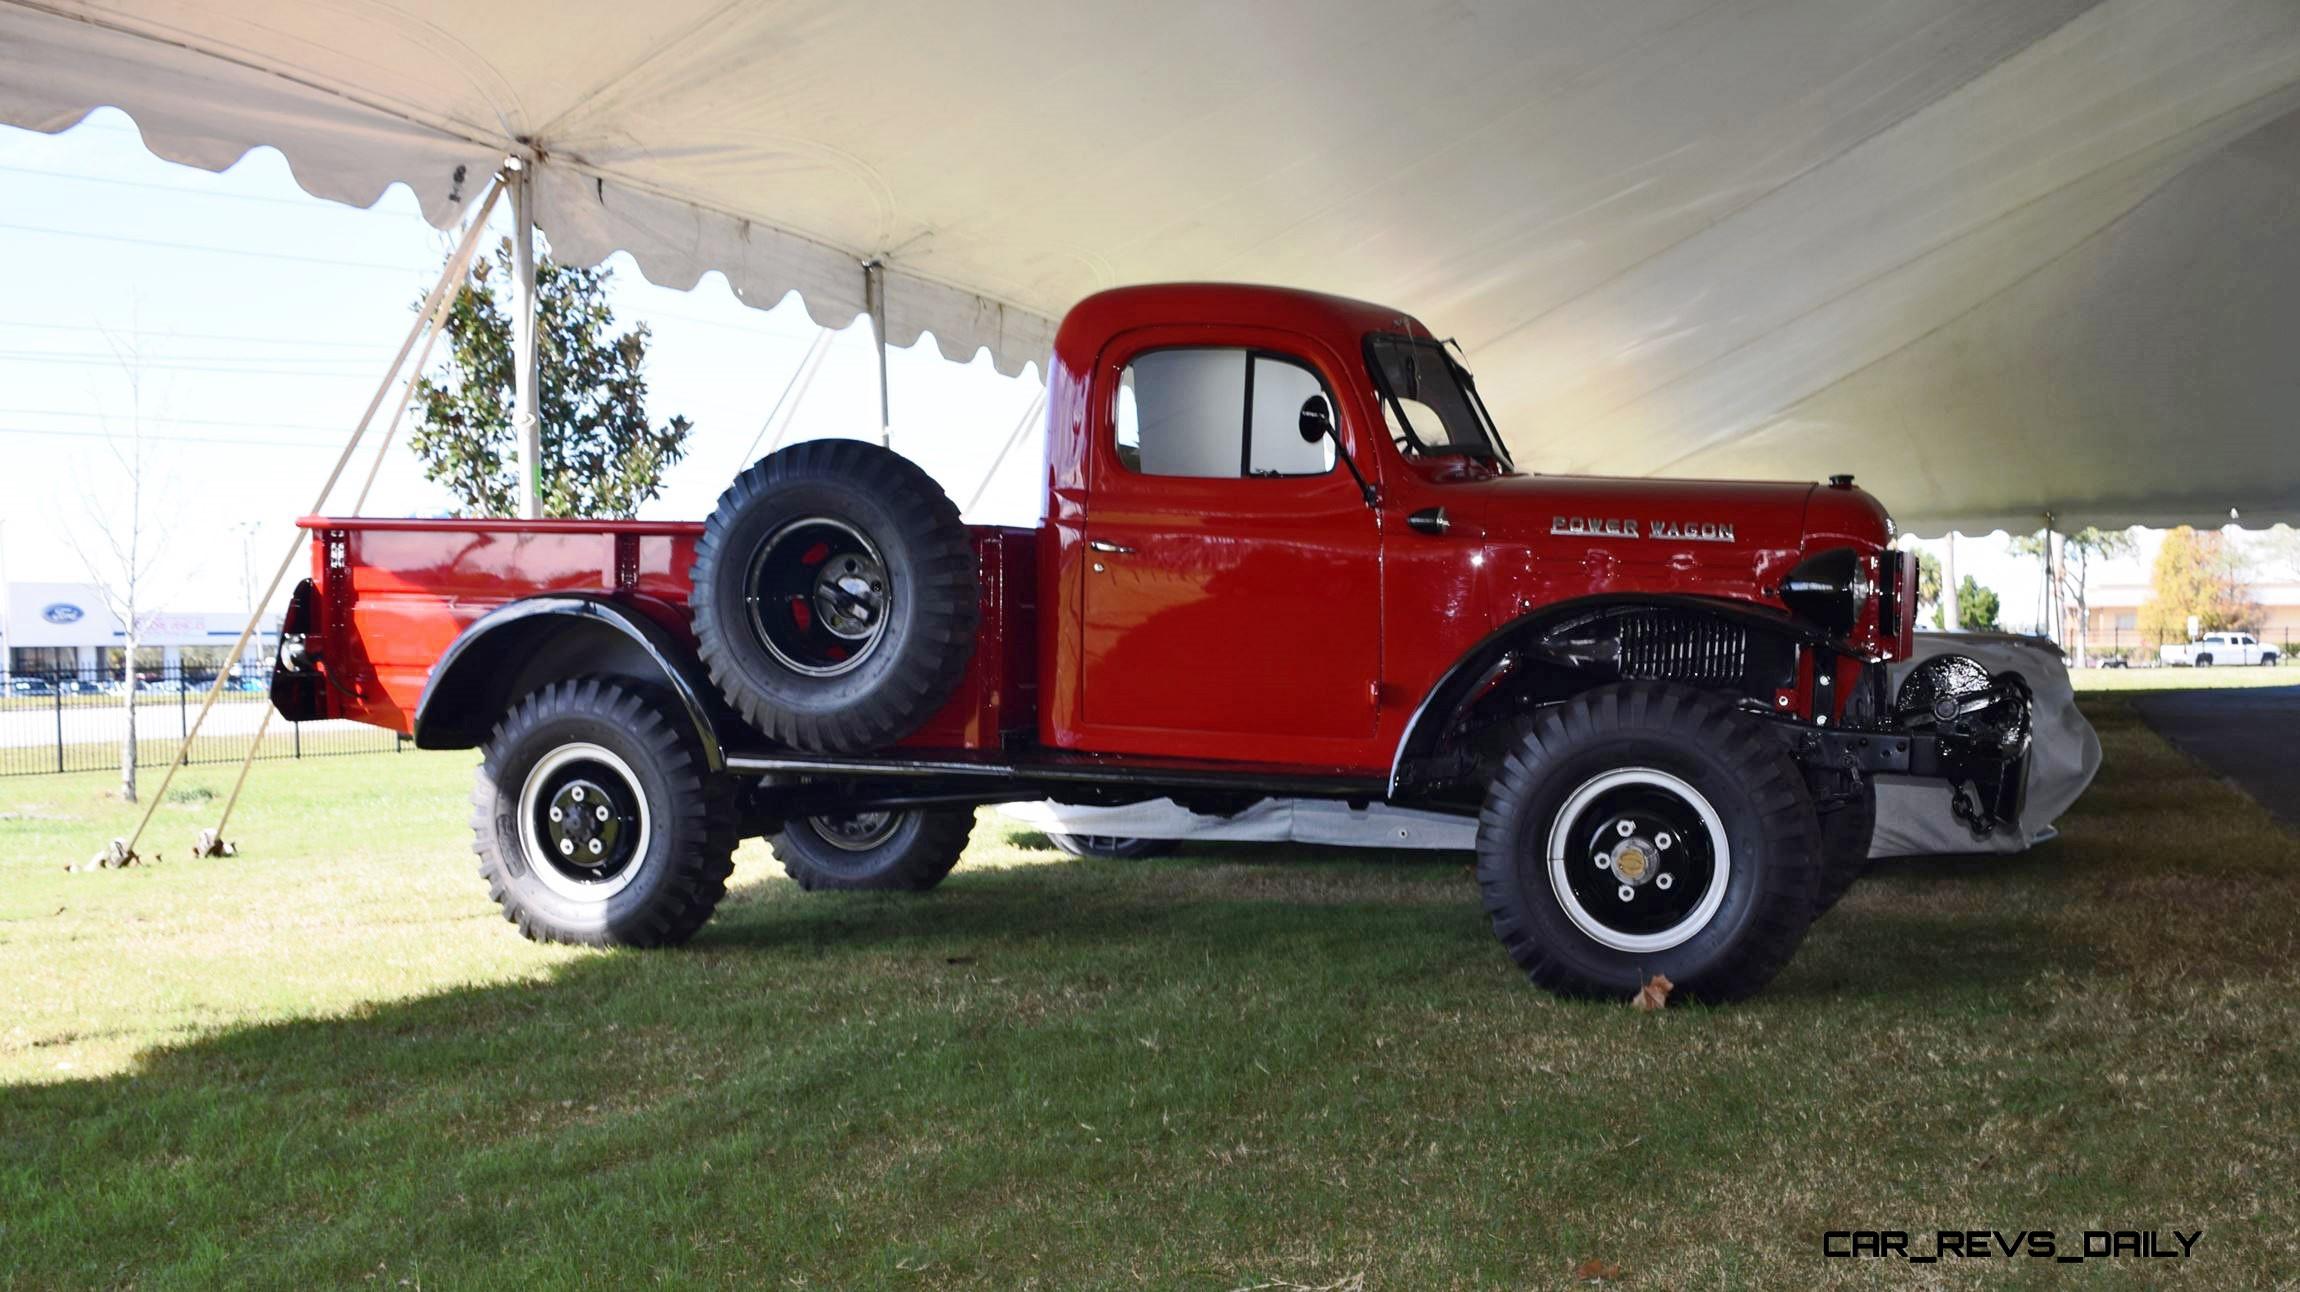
[1,582,277,681]
[2077,578,2300,663]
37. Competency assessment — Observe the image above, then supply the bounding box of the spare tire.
[689,440,979,752]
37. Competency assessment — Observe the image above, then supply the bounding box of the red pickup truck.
[273,283,2030,1001]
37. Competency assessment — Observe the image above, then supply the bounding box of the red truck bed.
[296,516,1037,751]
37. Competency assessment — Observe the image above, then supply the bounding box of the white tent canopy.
[4,0,2297,533]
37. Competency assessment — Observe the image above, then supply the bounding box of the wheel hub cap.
[516,743,652,902]
[1550,767,1728,953]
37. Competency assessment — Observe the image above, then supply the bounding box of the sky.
[1,110,2289,633]
[0,110,1044,615]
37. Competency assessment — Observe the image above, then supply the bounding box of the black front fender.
[1388,594,1842,797]
[413,594,728,769]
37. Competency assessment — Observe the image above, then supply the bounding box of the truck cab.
[273,282,2034,1002]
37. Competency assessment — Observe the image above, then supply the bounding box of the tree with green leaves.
[1911,548,1942,622]
[1954,575,2001,633]
[2010,526,2134,665]
[2140,526,2257,645]
[409,242,694,518]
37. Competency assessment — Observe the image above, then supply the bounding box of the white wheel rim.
[517,742,652,902]
[1546,767,1730,953]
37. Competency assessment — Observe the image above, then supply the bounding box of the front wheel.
[1475,683,1821,1003]
[771,808,974,891]
[473,678,738,946]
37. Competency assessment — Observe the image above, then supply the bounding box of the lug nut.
[587,838,604,856]
[1656,873,1674,890]
[571,786,586,803]
[558,838,574,856]
[1655,832,1672,850]
[1617,884,1635,902]
[1594,851,1610,868]
[1615,820,1635,838]
[595,805,610,822]
[549,806,563,823]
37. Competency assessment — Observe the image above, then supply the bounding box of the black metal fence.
[0,665,404,778]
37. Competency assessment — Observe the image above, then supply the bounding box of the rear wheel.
[473,678,738,946]
[689,440,979,752]
[772,808,974,891]
[1475,683,1821,1003]
[2196,653,2214,667]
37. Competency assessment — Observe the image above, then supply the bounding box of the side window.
[1117,347,1337,479]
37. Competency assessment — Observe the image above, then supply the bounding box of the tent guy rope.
[91,173,507,868]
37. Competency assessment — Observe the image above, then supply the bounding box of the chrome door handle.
[1086,539,1135,555]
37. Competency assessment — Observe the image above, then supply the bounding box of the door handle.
[1086,539,1135,555]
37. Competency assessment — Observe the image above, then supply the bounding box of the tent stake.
[97,175,507,870]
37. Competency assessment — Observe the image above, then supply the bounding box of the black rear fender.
[413,595,729,769]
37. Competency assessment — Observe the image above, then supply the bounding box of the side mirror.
[1299,394,1336,444]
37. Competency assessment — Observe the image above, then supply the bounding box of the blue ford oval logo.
[41,603,84,626]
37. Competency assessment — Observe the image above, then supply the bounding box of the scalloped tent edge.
[3,0,2297,537]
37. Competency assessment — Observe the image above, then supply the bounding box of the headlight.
[1780,547,1868,634]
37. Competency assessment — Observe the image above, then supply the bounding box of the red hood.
[1420,470,1894,622]
[1432,471,1830,553]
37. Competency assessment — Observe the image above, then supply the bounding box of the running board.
[723,747,1388,800]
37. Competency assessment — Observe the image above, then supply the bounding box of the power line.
[0,352,381,376]
[0,424,344,450]
[0,407,351,433]
[0,162,435,219]
[0,320,399,350]
[0,219,441,274]
[0,347,388,368]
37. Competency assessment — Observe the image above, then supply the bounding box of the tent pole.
[512,161,542,517]
[864,260,890,448]
[1941,532,1961,631]
[92,176,505,869]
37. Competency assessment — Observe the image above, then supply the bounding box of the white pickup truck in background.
[2160,632,2281,667]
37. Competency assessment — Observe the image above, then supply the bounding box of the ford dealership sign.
[41,603,85,626]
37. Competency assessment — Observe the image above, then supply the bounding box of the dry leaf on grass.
[1631,973,1672,1011]
[1573,1257,1624,1282]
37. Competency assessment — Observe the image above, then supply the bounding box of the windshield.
[1365,334,1512,467]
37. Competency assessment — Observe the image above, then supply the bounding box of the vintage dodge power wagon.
[273,283,2031,1001]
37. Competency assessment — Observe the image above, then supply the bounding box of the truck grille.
[1617,611,1747,684]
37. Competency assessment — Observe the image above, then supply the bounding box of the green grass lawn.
[3,697,2297,1288]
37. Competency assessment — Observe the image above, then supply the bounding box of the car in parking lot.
[2160,631,2280,667]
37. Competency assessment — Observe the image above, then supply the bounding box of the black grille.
[1617,612,1748,684]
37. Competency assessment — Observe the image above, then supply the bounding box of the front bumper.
[1799,662,2033,837]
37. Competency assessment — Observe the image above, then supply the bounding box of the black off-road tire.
[772,808,974,891]
[1044,832,1173,860]
[1475,682,1822,1003]
[1813,780,1878,914]
[473,678,738,946]
[689,439,979,752]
